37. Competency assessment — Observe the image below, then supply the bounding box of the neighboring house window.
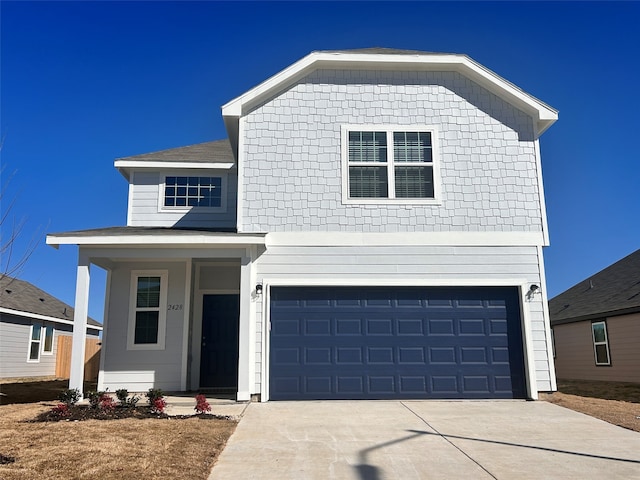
[162,176,224,209]
[342,126,440,204]
[42,325,54,355]
[127,271,168,350]
[28,324,42,362]
[591,321,611,366]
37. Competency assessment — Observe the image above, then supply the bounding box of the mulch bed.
[33,405,234,422]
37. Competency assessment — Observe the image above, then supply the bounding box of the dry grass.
[0,403,237,479]
[541,379,640,433]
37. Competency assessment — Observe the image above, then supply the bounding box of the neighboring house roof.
[114,139,234,180]
[0,276,102,329]
[549,249,640,325]
[222,48,559,157]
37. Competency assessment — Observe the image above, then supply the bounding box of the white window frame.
[27,323,42,362]
[591,320,611,366]
[42,324,54,355]
[341,125,441,205]
[158,173,228,213]
[127,270,169,351]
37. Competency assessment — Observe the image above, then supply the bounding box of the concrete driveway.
[209,400,640,479]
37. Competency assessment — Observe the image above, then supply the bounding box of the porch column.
[69,250,90,396]
[236,255,253,401]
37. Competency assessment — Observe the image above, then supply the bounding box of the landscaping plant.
[194,394,211,414]
[146,388,167,414]
[58,388,81,406]
[116,388,140,408]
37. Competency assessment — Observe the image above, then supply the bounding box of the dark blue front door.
[269,287,526,400]
[200,294,240,390]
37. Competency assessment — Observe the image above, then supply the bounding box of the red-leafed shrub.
[99,394,116,412]
[151,397,167,414]
[51,403,70,418]
[194,394,211,414]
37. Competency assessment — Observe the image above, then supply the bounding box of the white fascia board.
[114,160,235,170]
[46,233,266,247]
[0,307,103,330]
[221,51,558,136]
[266,231,545,247]
[115,160,235,181]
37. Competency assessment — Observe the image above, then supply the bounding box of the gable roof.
[222,48,558,157]
[114,139,235,180]
[549,249,640,325]
[0,276,102,329]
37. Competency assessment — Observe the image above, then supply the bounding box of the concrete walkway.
[163,395,247,418]
[209,400,640,479]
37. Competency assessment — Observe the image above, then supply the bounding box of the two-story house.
[47,48,558,401]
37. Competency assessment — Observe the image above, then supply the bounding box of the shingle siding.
[241,69,540,233]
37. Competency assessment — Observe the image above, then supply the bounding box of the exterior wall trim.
[0,307,102,330]
[266,231,545,247]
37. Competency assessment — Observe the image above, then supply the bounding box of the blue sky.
[2,1,639,321]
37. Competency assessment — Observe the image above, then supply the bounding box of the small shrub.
[86,390,109,409]
[151,397,167,414]
[115,389,129,404]
[58,388,81,406]
[194,394,211,414]
[99,394,116,412]
[145,388,164,406]
[51,403,70,418]
[115,389,140,408]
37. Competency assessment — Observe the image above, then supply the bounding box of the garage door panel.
[270,286,526,400]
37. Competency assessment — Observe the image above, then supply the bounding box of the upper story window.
[161,175,225,210]
[591,320,611,366]
[342,126,440,204]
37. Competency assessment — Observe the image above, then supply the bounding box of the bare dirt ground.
[540,379,640,432]
[0,377,96,405]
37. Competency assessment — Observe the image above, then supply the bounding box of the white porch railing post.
[69,250,90,397]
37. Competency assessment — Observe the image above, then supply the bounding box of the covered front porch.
[46,227,265,401]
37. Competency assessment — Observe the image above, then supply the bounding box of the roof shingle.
[116,139,233,164]
[549,249,640,324]
[0,276,101,328]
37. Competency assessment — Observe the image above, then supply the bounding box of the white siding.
[0,314,72,379]
[128,169,237,229]
[100,261,188,392]
[241,69,541,233]
[253,244,553,395]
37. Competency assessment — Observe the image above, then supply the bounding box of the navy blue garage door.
[269,286,526,400]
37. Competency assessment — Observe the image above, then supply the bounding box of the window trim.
[27,323,42,362]
[158,173,228,213]
[341,125,441,205]
[42,324,54,355]
[591,320,611,366]
[127,270,169,351]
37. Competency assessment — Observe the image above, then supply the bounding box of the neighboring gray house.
[0,276,102,379]
[550,249,640,383]
[47,48,558,401]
